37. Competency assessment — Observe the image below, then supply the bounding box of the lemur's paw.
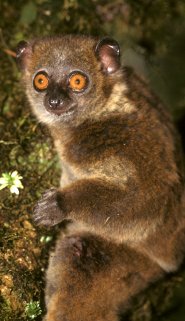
[62,234,110,270]
[33,188,65,227]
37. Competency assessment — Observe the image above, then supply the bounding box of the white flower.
[10,185,20,195]
[0,170,23,194]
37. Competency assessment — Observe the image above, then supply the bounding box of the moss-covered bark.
[0,1,185,320]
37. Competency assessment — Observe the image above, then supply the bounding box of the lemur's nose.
[44,85,73,115]
[48,97,62,109]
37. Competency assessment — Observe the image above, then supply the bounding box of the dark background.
[0,1,185,320]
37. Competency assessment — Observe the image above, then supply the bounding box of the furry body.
[44,230,163,321]
[17,35,185,320]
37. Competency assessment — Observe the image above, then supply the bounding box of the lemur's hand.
[33,188,66,227]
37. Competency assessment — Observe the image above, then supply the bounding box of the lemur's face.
[16,36,121,125]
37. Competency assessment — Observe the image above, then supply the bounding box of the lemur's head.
[16,35,121,125]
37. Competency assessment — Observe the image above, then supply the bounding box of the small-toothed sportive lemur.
[17,35,185,320]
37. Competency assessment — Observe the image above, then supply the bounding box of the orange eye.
[68,72,88,92]
[33,72,49,91]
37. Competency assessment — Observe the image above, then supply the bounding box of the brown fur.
[44,229,163,321]
[18,35,185,268]
[20,36,185,270]
[17,35,185,319]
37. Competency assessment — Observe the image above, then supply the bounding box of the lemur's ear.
[16,40,32,70]
[95,37,121,74]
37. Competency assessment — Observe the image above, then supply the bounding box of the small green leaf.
[40,235,53,243]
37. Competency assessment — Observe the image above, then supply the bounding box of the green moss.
[25,300,42,319]
[0,298,13,321]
